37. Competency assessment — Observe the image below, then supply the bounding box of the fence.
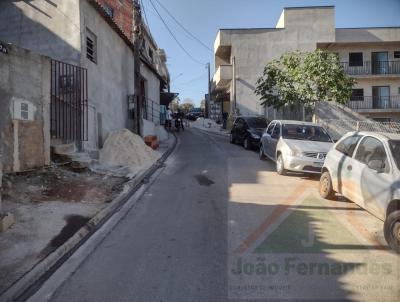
[50,59,88,141]
[318,119,400,140]
[143,97,161,124]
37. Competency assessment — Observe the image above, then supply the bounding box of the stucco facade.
[0,0,137,151]
[212,6,400,122]
[80,0,135,149]
[0,42,51,172]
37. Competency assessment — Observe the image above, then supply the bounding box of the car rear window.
[389,140,400,169]
[246,117,269,128]
[282,124,332,142]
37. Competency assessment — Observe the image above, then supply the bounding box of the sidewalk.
[0,133,175,299]
[190,118,230,137]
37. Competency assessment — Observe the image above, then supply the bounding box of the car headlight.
[289,149,302,157]
[250,133,260,139]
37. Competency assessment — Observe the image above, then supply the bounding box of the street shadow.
[227,148,396,300]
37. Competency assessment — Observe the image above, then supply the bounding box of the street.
[45,128,398,301]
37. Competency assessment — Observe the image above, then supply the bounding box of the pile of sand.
[192,118,220,129]
[99,129,157,168]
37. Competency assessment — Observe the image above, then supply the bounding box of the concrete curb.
[0,134,177,302]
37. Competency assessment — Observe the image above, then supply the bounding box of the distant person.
[165,107,172,129]
[222,112,228,129]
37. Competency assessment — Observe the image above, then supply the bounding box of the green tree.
[169,98,180,112]
[180,102,194,113]
[255,50,355,109]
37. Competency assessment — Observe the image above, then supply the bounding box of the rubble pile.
[99,129,157,170]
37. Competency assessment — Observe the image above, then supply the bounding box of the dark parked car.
[230,116,270,150]
[186,108,204,121]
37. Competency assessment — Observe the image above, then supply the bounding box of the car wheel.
[229,133,235,144]
[276,154,286,175]
[244,137,251,150]
[259,145,266,160]
[319,171,336,200]
[384,210,400,253]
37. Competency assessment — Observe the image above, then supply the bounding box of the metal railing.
[50,59,88,141]
[318,119,400,140]
[340,61,400,75]
[143,97,161,124]
[347,95,400,110]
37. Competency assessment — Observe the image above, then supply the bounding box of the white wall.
[219,7,336,116]
[141,64,161,125]
[80,0,135,150]
[0,0,82,64]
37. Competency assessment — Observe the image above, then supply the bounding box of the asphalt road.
[49,128,233,302]
[48,128,399,302]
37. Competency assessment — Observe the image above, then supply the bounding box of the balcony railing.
[347,95,400,110]
[340,61,400,75]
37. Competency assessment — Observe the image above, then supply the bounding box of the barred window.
[86,29,97,63]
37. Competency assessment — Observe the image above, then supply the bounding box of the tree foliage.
[169,99,180,112]
[180,102,194,113]
[255,50,355,109]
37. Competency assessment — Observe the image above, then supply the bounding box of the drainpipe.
[232,56,237,116]
[133,0,143,136]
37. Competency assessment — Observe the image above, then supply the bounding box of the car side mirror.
[367,159,385,173]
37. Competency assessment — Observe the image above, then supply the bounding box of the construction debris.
[96,129,158,178]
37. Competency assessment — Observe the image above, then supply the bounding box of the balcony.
[213,65,232,91]
[340,61,400,76]
[214,31,231,62]
[347,96,400,111]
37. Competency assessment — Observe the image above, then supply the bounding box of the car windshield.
[282,124,332,142]
[246,117,268,129]
[389,140,400,169]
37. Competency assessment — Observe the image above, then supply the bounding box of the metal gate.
[50,59,88,141]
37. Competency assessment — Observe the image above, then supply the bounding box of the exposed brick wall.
[96,0,133,40]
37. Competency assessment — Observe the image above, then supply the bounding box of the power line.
[148,0,207,66]
[175,72,208,86]
[153,0,213,52]
[140,0,152,34]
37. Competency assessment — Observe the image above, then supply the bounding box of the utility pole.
[232,56,237,116]
[132,0,143,135]
[206,62,211,119]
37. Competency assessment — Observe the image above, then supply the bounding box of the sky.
[141,0,400,106]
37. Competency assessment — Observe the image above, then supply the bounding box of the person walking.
[165,107,172,130]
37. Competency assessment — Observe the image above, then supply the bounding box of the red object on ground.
[144,135,159,150]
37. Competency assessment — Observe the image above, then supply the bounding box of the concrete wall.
[0,0,81,64]
[0,42,51,172]
[141,64,161,125]
[80,0,135,150]
[326,44,400,63]
[218,7,336,116]
[213,7,400,122]
[336,28,400,43]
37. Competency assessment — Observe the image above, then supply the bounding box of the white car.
[259,120,334,174]
[319,131,400,253]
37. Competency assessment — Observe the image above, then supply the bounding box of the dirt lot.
[0,164,127,294]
